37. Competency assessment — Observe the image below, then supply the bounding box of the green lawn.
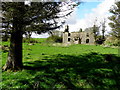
[1,38,120,89]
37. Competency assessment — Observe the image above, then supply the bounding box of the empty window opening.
[86,33,89,37]
[78,38,81,44]
[68,38,70,41]
[68,33,71,36]
[86,39,89,43]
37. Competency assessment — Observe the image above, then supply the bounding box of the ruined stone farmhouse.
[63,26,95,45]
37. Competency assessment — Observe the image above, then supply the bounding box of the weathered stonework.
[63,30,95,45]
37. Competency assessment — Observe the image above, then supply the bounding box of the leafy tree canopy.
[2,1,79,34]
[108,1,120,39]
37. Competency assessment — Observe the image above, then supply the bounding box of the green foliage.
[92,25,100,41]
[2,34,10,41]
[79,28,82,32]
[33,38,47,43]
[109,1,120,40]
[2,2,79,34]
[104,38,119,46]
[96,36,105,45]
[23,38,38,43]
[101,18,106,40]
[46,35,62,43]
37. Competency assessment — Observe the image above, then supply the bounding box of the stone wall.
[63,31,95,45]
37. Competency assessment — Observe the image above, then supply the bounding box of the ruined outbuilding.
[63,26,95,44]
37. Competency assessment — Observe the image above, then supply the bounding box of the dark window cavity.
[86,39,89,43]
[86,33,89,37]
[68,38,70,41]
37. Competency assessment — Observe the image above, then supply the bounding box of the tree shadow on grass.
[22,52,120,89]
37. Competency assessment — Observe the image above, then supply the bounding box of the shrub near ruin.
[46,35,62,43]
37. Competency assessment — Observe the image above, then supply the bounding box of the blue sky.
[76,2,101,19]
[65,0,115,32]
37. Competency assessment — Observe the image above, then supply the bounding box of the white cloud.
[66,8,78,24]
[64,0,116,33]
[31,33,49,38]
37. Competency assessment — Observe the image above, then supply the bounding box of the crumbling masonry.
[63,26,95,45]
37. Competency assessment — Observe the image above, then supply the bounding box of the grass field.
[1,38,120,89]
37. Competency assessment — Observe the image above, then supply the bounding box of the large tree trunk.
[3,29,23,71]
[2,2,25,71]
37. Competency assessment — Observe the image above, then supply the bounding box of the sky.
[31,0,116,38]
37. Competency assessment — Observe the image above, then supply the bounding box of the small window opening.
[68,33,71,36]
[86,33,89,37]
[68,38,70,41]
[86,39,89,43]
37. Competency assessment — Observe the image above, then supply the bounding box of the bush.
[23,38,38,43]
[46,35,62,43]
[96,39,105,45]
[2,35,10,41]
[104,38,119,46]
[95,36,105,45]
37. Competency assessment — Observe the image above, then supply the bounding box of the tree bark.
[2,2,25,71]
[3,27,23,71]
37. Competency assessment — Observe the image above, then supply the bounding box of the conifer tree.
[109,1,120,42]
[2,1,79,71]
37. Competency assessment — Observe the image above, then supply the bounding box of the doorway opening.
[86,39,89,43]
